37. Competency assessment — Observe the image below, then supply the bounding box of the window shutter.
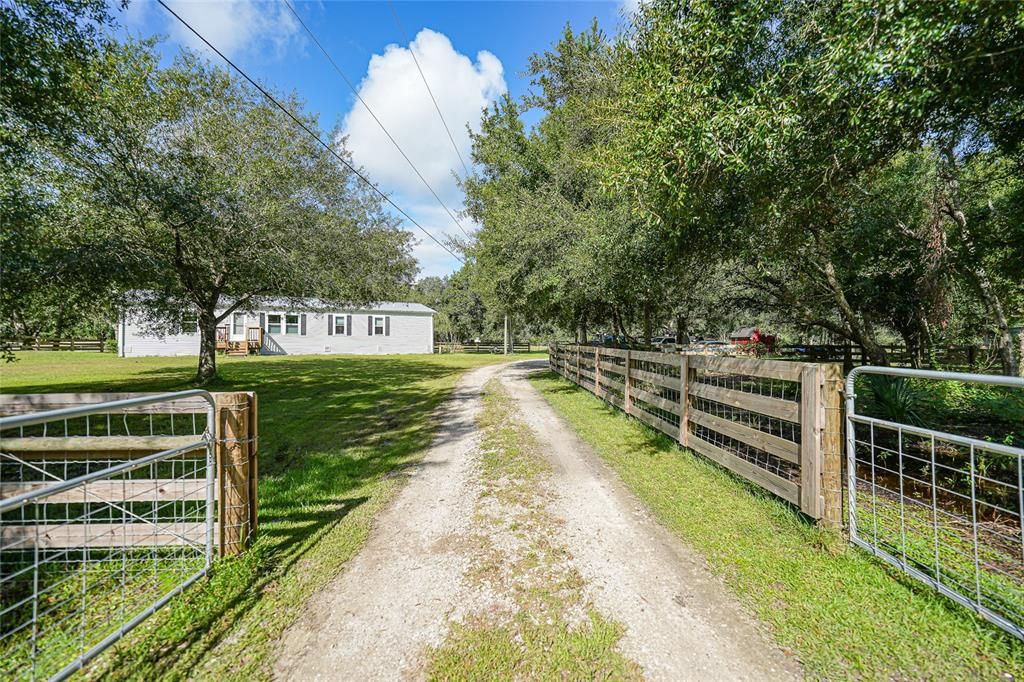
[385,316,390,337]
[368,315,373,336]
[259,312,265,330]
[347,315,352,336]
[300,313,307,335]
[327,314,333,336]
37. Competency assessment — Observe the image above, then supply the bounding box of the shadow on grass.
[4,354,489,678]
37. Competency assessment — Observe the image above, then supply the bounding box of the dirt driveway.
[274,361,799,681]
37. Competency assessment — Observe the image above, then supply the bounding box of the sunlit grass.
[1,351,544,680]
[529,371,1024,681]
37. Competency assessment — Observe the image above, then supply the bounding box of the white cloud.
[342,28,506,278]
[343,29,506,204]
[142,0,301,59]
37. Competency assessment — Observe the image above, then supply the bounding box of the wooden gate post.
[799,364,823,520]
[820,363,843,528]
[215,392,258,556]
[678,353,690,446]
[624,349,633,415]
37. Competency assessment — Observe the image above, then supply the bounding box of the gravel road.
[274,360,800,681]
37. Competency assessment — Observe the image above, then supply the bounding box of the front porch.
[216,326,264,356]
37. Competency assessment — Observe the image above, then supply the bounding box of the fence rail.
[435,342,533,354]
[549,343,842,524]
[0,390,258,680]
[1,338,106,352]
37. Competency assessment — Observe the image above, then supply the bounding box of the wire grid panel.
[0,391,215,681]
[688,367,802,484]
[846,367,1024,641]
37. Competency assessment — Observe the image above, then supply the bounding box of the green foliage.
[861,376,926,426]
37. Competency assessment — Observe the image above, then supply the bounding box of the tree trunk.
[939,154,1018,376]
[196,310,218,384]
[642,302,653,348]
[675,314,688,345]
[575,315,588,344]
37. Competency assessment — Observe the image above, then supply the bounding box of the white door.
[230,312,247,341]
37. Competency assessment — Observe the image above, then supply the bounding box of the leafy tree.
[66,44,416,382]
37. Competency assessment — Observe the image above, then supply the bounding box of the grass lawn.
[1,351,543,681]
[529,372,1024,681]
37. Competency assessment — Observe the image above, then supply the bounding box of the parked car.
[651,335,678,351]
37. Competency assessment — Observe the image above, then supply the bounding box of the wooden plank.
[630,386,682,416]
[688,436,800,504]
[1,522,211,549]
[600,362,626,376]
[606,393,624,409]
[679,354,690,446]
[0,435,202,453]
[687,355,803,382]
[629,368,679,390]
[688,408,800,463]
[597,372,624,390]
[0,393,211,416]
[688,382,800,423]
[597,347,628,358]
[630,405,678,439]
[630,349,673,363]
[799,364,823,519]
[820,363,843,527]
[0,479,208,503]
[579,367,596,381]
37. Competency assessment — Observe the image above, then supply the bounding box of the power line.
[282,0,472,239]
[155,0,464,264]
[386,0,472,179]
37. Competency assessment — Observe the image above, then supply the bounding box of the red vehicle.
[729,327,777,352]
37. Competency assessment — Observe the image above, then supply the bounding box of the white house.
[117,299,435,357]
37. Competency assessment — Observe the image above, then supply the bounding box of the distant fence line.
[435,341,534,354]
[549,343,844,526]
[2,337,107,352]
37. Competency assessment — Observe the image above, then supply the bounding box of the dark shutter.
[347,315,352,336]
[385,316,390,337]
[300,313,307,335]
[259,312,266,330]
[327,314,333,336]
[368,315,373,336]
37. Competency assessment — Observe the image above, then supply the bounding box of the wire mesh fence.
[0,391,215,681]
[846,367,1024,641]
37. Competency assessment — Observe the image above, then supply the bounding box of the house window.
[373,316,386,336]
[232,312,245,335]
[334,315,347,335]
[267,314,282,334]
[286,314,300,334]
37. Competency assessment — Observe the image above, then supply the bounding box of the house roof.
[254,298,436,315]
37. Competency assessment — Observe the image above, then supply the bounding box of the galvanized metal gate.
[0,390,216,680]
[845,366,1024,640]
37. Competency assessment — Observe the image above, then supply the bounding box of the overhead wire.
[155,0,465,263]
[282,0,472,239]
[386,0,473,179]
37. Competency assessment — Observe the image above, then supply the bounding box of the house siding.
[119,307,434,357]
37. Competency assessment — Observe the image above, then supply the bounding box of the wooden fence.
[2,337,107,352]
[435,341,533,354]
[0,391,258,556]
[775,343,991,371]
[549,343,843,526]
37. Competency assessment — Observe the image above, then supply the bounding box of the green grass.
[426,380,641,681]
[529,372,1024,681]
[1,351,543,681]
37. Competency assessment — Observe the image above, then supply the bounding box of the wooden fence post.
[799,364,823,520]
[820,363,843,528]
[624,349,633,415]
[594,347,602,398]
[678,353,690,446]
[215,392,258,556]
[575,345,581,384]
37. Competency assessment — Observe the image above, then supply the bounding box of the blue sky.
[116,1,631,278]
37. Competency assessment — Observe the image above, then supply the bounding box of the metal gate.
[845,367,1023,640]
[0,390,216,680]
